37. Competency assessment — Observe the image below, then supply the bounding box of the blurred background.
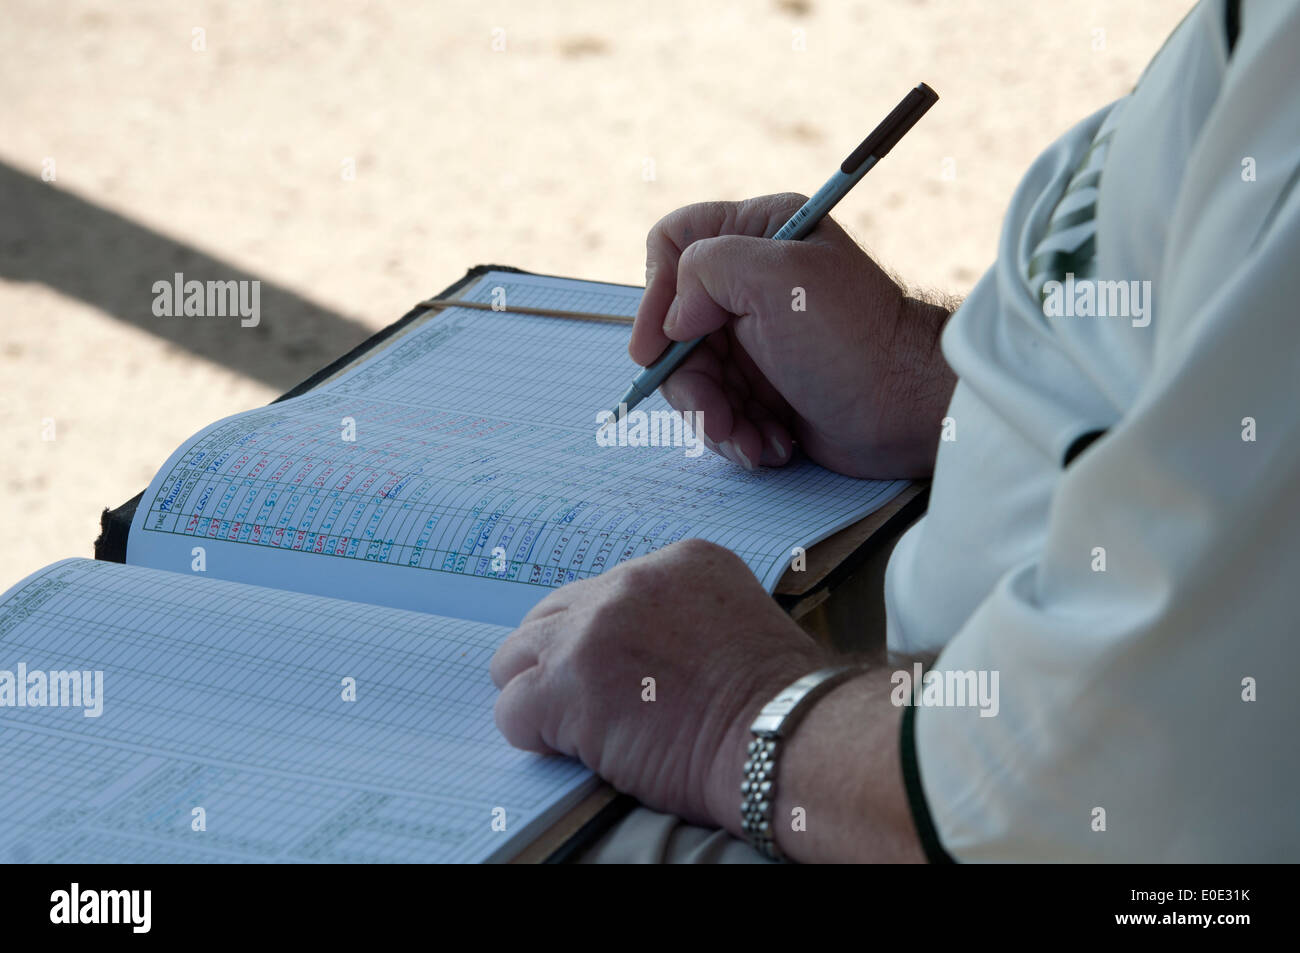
[0,0,1191,586]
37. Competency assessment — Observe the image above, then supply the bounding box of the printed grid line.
[134,271,906,605]
[0,559,592,863]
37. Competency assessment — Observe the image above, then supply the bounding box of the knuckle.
[675,238,709,280]
[676,536,721,559]
[749,192,809,220]
[606,557,671,610]
[666,200,735,244]
[697,199,734,227]
[676,536,745,575]
[565,614,608,680]
[773,190,810,208]
[611,558,653,595]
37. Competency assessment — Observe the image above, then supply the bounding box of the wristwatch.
[741,665,864,861]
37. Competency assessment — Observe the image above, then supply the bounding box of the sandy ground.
[0,0,1192,588]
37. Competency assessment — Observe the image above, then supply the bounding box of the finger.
[665,233,830,351]
[658,342,733,439]
[657,339,774,471]
[489,618,552,688]
[674,234,851,351]
[493,664,559,755]
[661,234,756,343]
[717,410,765,472]
[676,375,762,470]
[724,334,796,465]
[519,585,572,625]
[629,194,810,367]
[727,327,788,411]
[630,201,733,366]
[746,400,795,466]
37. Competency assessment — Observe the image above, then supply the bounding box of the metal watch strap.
[741,665,864,861]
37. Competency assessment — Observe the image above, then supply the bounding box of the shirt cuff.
[899,703,957,864]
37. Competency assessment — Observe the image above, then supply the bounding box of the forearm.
[706,666,926,863]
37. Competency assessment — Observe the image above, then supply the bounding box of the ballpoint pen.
[606,82,939,423]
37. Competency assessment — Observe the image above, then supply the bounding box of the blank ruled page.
[0,559,593,863]
[128,271,907,624]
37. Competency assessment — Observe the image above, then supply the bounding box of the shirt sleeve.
[910,0,1300,862]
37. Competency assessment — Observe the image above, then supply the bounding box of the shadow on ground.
[0,160,374,392]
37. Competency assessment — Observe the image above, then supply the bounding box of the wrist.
[703,648,828,835]
[873,294,957,477]
[769,671,924,863]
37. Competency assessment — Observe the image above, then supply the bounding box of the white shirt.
[885,0,1300,860]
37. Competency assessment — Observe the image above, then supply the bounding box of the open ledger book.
[0,270,907,863]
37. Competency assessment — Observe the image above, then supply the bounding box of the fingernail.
[769,435,787,461]
[662,298,679,335]
[720,440,753,471]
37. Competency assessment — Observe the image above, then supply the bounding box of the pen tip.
[608,387,639,425]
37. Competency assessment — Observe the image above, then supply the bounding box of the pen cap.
[840,82,939,174]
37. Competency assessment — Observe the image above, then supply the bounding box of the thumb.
[664,234,804,341]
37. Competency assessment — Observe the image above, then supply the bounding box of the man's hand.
[490,538,827,828]
[629,194,956,478]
